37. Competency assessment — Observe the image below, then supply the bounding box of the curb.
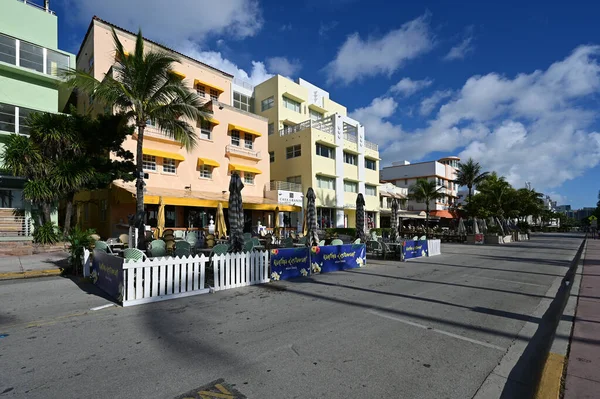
[0,269,62,281]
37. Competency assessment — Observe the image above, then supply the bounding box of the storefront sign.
[402,240,429,260]
[91,249,124,300]
[270,247,310,280]
[311,244,366,274]
[475,234,484,244]
[276,190,303,207]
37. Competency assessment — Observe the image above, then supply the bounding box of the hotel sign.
[277,190,303,207]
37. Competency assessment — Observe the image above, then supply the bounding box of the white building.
[380,156,460,219]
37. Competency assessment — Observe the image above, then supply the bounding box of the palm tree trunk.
[136,124,145,214]
[63,193,74,236]
[42,203,52,225]
[425,200,429,239]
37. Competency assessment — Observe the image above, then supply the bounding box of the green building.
[0,0,75,233]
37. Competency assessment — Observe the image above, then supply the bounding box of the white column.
[15,39,20,67]
[42,48,47,74]
[14,107,19,134]
[357,124,366,194]
[333,114,345,228]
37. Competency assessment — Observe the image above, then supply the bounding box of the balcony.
[265,181,304,207]
[267,181,303,193]
[0,32,69,80]
[365,141,378,151]
[226,144,261,160]
[279,115,335,136]
[18,0,55,14]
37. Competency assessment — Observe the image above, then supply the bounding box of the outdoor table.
[293,243,305,247]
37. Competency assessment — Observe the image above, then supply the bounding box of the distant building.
[456,188,480,206]
[379,183,407,228]
[556,205,571,213]
[380,157,460,219]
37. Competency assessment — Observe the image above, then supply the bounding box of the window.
[196,85,206,98]
[366,185,377,196]
[163,158,177,174]
[261,96,274,111]
[287,176,302,185]
[268,123,274,136]
[244,172,255,184]
[269,151,275,163]
[309,108,323,121]
[283,96,301,113]
[0,103,16,133]
[231,130,240,146]
[210,89,219,101]
[286,145,301,159]
[244,133,254,150]
[343,152,357,165]
[404,179,408,185]
[142,155,156,171]
[18,106,35,135]
[344,180,357,193]
[146,118,156,127]
[317,207,336,229]
[99,199,107,222]
[233,92,252,112]
[0,34,16,65]
[20,41,44,73]
[316,143,335,159]
[365,158,377,170]
[200,165,213,179]
[317,175,335,190]
[200,121,211,140]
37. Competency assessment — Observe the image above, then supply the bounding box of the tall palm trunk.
[136,124,145,214]
[63,192,75,235]
[42,203,52,225]
[425,200,430,239]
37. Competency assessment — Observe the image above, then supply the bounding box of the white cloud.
[444,36,474,61]
[390,78,433,97]
[419,89,453,115]
[325,14,434,84]
[319,21,339,37]
[266,57,302,77]
[356,45,600,193]
[67,0,263,44]
[178,41,272,86]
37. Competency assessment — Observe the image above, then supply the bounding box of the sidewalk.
[564,239,600,398]
[0,251,67,280]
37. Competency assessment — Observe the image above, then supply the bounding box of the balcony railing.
[365,141,378,151]
[0,32,69,77]
[344,132,357,143]
[18,0,55,14]
[267,181,303,193]
[279,115,335,136]
[0,216,31,237]
[226,144,261,159]
[233,78,254,91]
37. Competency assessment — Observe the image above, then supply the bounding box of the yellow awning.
[283,91,306,103]
[228,124,262,137]
[170,70,186,79]
[229,163,263,174]
[207,117,220,125]
[142,148,185,161]
[194,79,224,93]
[197,157,220,167]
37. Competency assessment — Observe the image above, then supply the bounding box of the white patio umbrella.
[457,218,467,235]
[473,217,480,234]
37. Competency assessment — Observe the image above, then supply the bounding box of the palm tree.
[63,28,209,214]
[454,158,489,209]
[408,179,446,237]
[477,172,511,218]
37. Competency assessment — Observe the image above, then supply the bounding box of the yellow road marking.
[198,384,234,399]
[214,384,232,395]
[0,269,61,280]
[535,352,565,399]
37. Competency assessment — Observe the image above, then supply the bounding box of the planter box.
[485,234,503,244]
[502,235,512,243]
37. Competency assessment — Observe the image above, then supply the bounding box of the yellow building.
[251,76,381,229]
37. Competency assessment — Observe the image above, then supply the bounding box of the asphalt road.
[0,234,584,399]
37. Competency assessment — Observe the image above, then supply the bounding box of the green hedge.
[369,228,392,236]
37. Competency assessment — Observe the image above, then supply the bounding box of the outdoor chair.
[290,231,298,240]
[90,233,101,242]
[149,239,166,248]
[174,241,192,257]
[331,239,343,245]
[243,241,255,252]
[282,237,294,248]
[419,235,426,241]
[353,238,361,244]
[298,236,307,245]
[212,244,229,256]
[412,236,419,241]
[174,230,185,240]
[251,237,261,247]
[186,233,198,248]
[123,248,147,261]
[147,244,166,258]
[243,232,252,241]
[94,241,112,254]
[319,240,325,246]
[119,234,129,247]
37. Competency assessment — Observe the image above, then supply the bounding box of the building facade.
[380,157,460,219]
[248,75,381,230]
[0,0,74,227]
[74,18,300,238]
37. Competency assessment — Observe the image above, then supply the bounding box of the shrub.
[33,222,60,245]
[517,221,530,232]
[65,227,96,275]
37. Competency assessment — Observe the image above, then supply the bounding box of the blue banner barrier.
[311,244,366,274]
[269,247,311,280]
[402,240,429,260]
[91,249,125,300]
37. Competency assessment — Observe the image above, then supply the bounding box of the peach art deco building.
[74,17,301,238]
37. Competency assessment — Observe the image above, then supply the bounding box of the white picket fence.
[123,255,210,306]
[212,250,270,291]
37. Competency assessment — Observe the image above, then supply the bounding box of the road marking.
[466,275,546,287]
[366,309,505,351]
[175,379,245,399]
[90,304,116,311]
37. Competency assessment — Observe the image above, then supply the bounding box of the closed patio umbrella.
[480,218,488,234]
[390,199,398,242]
[305,188,319,247]
[355,193,366,243]
[215,202,227,240]
[228,173,245,252]
[496,216,505,236]
[473,216,480,234]
[157,196,165,239]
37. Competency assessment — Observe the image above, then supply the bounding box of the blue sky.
[51,0,600,208]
